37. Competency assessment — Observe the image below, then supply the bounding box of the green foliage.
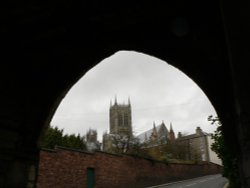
[41,125,86,150]
[208,115,241,188]
[142,142,191,163]
[127,138,145,155]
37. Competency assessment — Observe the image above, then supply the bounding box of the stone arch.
[1,1,250,187]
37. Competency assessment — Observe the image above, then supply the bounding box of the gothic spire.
[170,122,173,131]
[128,96,131,106]
[114,95,117,105]
[153,122,157,132]
[152,121,158,139]
[169,122,176,143]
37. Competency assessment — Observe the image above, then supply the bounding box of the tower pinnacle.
[170,122,173,131]
[128,97,131,106]
[169,122,176,143]
[114,95,117,105]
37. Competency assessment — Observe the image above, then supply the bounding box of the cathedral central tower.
[109,97,132,136]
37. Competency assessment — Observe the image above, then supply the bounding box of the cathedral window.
[114,118,118,127]
[124,113,128,126]
[118,114,123,126]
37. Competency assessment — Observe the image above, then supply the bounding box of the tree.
[41,125,86,150]
[40,126,63,149]
[145,142,194,163]
[111,134,139,154]
[111,134,130,153]
[208,115,240,188]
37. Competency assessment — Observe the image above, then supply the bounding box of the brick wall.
[37,147,222,188]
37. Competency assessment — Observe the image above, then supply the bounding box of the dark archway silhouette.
[1,1,249,187]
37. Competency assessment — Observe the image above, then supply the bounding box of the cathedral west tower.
[103,97,133,153]
[109,97,132,136]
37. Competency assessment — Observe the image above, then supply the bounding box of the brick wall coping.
[41,146,94,155]
[40,146,222,167]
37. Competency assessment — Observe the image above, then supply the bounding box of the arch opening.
[50,50,218,141]
[37,50,222,187]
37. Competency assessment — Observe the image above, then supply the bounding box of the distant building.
[102,97,133,153]
[176,127,222,165]
[86,129,101,151]
[207,135,222,165]
[137,121,176,147]
[101,97,221,165]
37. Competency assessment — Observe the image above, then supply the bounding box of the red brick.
[37,147,222,188]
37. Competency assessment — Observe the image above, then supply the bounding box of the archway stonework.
[1,1,250,187]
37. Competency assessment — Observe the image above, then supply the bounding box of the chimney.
[196,126,202,135]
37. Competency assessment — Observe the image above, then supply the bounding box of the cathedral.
[137,121,176,147]
[101,97,221,165]
[102,97,133,153]
[102,97,176,153]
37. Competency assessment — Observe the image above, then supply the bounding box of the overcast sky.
[51,51,217,141]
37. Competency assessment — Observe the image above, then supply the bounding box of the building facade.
[176,127,222,165]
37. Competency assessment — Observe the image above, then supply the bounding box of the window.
[118,114,123,126]
[124,113,128,126]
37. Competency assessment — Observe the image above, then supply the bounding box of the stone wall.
[37,147,222,188]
